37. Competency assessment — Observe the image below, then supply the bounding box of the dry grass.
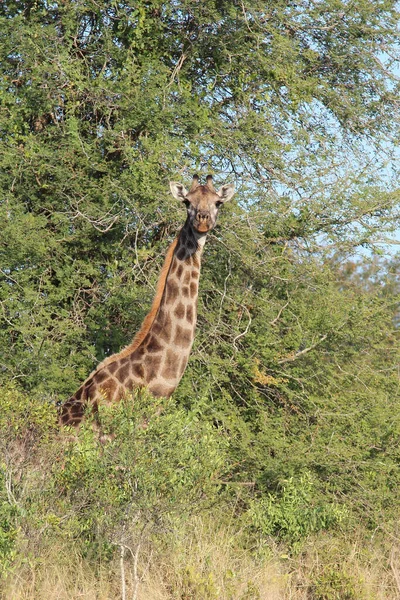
[143,516,286,600]
[3,520,400,600]
[4,550,120,600]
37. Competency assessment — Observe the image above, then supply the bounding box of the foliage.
[0,387,230,571]
[247,473,347,546]
[308,567,366,600]
[0,496,18,577]
[0,387,56,572]
[0,0,400,593]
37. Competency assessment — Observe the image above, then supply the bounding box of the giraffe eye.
[216,201,223,208]
[184,199,190,207]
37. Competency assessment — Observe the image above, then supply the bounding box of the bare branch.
[270,300,289,326]
[278,334,328,364]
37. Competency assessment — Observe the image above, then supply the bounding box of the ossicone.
[190,174,200,191]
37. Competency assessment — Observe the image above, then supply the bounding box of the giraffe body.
[59,176,235,426]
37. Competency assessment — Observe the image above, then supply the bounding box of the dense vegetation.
[1,1,400,597]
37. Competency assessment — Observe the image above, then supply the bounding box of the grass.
[3,518,400,600]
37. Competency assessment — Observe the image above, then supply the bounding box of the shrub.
[0,387,231,577]
[247,472,347,548]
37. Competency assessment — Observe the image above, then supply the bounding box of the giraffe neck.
[59,221,207,425]
[133,219,206,397]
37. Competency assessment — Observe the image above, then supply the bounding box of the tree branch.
[278,334,328,364]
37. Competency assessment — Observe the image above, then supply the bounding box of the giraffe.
[59,175,235,425]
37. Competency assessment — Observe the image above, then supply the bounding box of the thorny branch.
[278,333,328,364]
[70,204,120,232]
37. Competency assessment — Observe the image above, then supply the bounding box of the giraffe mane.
[94,236,179,371]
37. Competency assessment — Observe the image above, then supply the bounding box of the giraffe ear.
[216,183,235,203]
[170,181,189,201]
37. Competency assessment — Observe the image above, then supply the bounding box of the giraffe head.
[170,175,235,234]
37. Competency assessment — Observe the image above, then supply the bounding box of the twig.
[233,305,252,348]
[132,541,141,600]
[71,206,119,232]
[5,470,19,507]
[270,301,289,326]
[278,334,328,364]
[120,545,127,600]
[390,548,400,598]
[217,480,256,487]
[216,255,232,331]
[167,53,187,87]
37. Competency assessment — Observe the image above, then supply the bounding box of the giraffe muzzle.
[196,212,210,232]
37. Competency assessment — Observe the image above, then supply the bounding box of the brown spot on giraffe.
[161,348,181,380]
[144,334,164,354]
[125,378,135,390]
[107,361,119,375]
[116,363,130,383]
[132,345,146,360]
[166,278,179,303]
[74,386,85,401]
[174,302,186,320]
[174,324,193,349]
[145,354,163,382]
[178,356,189,377]
[176,246,187,261]
[158,313,173,343]
[190,282,197,298]
[100,378,118,401]
[132,362,145,380]
[58,175,235,427]
[94,370,110,385]
[186,305,194,324]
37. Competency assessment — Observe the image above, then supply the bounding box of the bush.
[0,386,56,575]
[0,387,230,578]
[247,472,347,548]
